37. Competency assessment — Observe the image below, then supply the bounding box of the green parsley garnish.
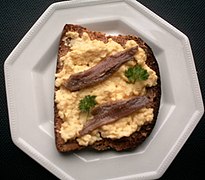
[79,95,97,113]
[124,65,149,83]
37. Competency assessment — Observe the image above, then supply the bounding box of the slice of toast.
[54,24,161,152]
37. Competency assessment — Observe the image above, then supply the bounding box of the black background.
[1,0,205,179]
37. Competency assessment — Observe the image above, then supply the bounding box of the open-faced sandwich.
[54,24,161,152]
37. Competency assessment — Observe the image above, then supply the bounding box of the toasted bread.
[54,24,161,152]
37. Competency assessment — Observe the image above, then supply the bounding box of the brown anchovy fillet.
[79,96,149,136]
[64,46,138,91]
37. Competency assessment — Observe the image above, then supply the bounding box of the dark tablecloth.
[1,0,204,179]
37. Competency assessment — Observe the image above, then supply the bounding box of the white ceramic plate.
[4,0,204,179]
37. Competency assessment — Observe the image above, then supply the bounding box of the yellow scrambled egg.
[55,31,158,146]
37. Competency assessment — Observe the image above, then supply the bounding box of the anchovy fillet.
[79,96,149,136]
[65,46,138,91]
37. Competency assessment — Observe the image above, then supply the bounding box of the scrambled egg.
[55,31,158,146]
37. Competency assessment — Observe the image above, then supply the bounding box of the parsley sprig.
[79,95,97,119]
[124,65,149,83]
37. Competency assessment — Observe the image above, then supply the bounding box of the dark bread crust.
[54,24,161,152]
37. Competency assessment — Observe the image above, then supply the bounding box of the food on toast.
[54,24,161,152]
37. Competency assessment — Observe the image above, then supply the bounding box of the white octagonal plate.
[4,0,204,179]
